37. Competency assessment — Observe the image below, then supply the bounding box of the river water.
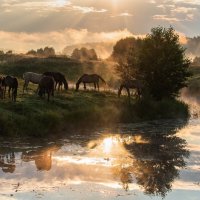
[0,96,200,200]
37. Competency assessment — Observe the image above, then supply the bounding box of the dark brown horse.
[38,76,54,101]
[118,80,143,100]
[76,74,106,91]
[43,72,68,91]
[2,76,18,102]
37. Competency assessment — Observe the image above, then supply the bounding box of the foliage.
[26,46,55,57]
[193,56,200,65]
[138,27,191,100]
[114,27,191,100]
[113,37,142,80]
[71,47,98,61]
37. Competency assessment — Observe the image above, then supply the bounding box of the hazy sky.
[0,0,200,52]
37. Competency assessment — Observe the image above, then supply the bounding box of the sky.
[0,0,200,53]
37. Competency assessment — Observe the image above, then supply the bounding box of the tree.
[26,49,37,56]
[71,47,98,61]
[0,50,4,55]
[193,56,200,65]
[113,37,142,80]
[43,46,55,57]
[137,27,191,100]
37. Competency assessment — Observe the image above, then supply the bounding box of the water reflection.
[0,151,15,173]
[0,119,191,199]
[21,147,54,171]
[125,133,189,197]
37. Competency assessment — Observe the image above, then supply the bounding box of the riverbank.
[0,88,189,136]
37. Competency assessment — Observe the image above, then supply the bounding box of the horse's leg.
[126,87,131,104]
[97,82,99,91]
[12,88,14,102]
[118,85,123,97]
[84,83,86,90]
[58,83,61,91]
[8,87,11,98]
[52,88,54,97]
[94,83,96,90]
[3,86,6,99]
[23,81,29,93]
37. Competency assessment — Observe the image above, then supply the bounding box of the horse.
[2,76,18,102]
[76,74,106,91]
[23,72,43,93]
[118,80,143,100]
[38,76,54,101]
[43,72,68,91]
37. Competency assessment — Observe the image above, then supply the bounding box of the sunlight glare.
[55,0,69,7]
[102,137,117,154]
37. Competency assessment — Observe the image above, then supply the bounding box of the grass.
[0,78,189,136]
[0,55,190,136]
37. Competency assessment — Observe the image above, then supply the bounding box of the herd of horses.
[0,71,143,102]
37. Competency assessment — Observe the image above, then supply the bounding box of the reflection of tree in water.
[0,151,16,173]
[122,119,189,197]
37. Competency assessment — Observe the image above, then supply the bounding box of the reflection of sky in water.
[0,119,200,200]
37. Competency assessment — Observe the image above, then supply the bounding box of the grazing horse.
[43,72,68,91]
[76,74,106,91]
[2,76,18,102]
[38,76,54,101]
[23,72,43,93]
[118,80,143,100]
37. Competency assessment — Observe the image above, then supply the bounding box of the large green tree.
[114,27,191,100]
[137,27,191,100]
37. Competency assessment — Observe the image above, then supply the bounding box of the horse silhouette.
[23,72,44,93]
[38,76,54,101]
[43,72,68,91]
[2,75,18,102]
[118,80,143,100]
[76,74,106,91]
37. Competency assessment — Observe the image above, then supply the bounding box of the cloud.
[171,6,197,14]
[153,15,181,22]
[0,28,134,53]
[72,6,107,13]
[0,0,107,14]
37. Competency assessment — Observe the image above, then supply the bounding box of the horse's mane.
[77,74,88,84]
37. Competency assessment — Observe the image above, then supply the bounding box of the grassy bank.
[0,84,189,136]
[0,55,190,136]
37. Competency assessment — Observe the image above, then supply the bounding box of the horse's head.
[63,79,68,90]
[75,82,80,91]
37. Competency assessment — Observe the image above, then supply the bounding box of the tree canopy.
[71,47,98,61]
[27,47,55,57]
[114,27,191,100]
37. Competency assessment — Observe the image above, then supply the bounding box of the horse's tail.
[98,75,106,84]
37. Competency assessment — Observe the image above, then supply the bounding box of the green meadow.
[0,56,189,136]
